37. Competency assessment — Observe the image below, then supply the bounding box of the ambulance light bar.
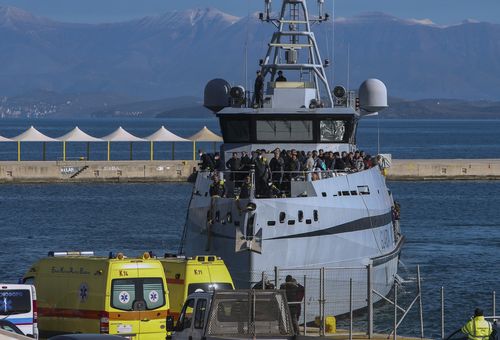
[48,251,95,257]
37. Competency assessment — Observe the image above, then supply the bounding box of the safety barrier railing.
[253,264,424,339]
[196,168,357,199]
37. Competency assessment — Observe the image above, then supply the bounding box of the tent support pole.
[150,141,154,161]
[130,142,133,160]
[63,141,66,161]
[193,141,196,160]
[17,141,21,162]
[43,142,46,161]
[87,142,90,161]
[213,141,216,153]
[172,143,175,160]
[107,141,110,161]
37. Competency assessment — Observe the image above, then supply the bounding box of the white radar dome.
[358,78,388,113]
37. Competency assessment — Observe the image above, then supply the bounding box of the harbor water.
[1,118,500,337]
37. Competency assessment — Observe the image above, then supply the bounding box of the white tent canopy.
[0,134,12,142]
[56,126,103,142]
[144,125,189,161]
[101,126,145,142]
[144,126,189,142]
[11,126,58,142]
[188,126,223,142]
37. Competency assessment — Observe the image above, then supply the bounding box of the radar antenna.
[259,0,333,107]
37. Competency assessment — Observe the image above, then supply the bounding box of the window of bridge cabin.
[256,119,313,142]
[221,119,250,142]
[320,119,351,142]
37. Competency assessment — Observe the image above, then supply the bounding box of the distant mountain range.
[1,5,500,104]
[1,89,499,119]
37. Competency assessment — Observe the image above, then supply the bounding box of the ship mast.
[260,0,333,107]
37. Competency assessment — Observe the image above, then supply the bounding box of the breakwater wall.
[1,159,500,183]
[0,160,199,183]
[388,159,500,180]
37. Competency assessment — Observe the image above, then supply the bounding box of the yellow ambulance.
[159,255,234,321]
[23,251,171,339]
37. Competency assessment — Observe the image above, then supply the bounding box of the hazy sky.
[1,0,499,25]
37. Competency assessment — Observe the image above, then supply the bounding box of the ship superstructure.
[180,0,403,315]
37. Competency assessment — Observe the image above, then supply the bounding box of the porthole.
[298,210,304,222]
[322,192,327,197]
[313,210,319,222]
[288,220,295,225]
[306,219,312,224]
[267,221,276,226]
[279,212,286,223]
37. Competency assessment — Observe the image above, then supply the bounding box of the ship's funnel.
[359,79,388,113]
[204,78,231,113]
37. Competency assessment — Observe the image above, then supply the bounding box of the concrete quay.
[1,159,500,183]
[387,159,500,180]
[0,160,199,183]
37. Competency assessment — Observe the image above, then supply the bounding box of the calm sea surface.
[1,118,500,338]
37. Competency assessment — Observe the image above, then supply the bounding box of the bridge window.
[256,119,313,142]
[320,119,352,142]
[221,119,250,142]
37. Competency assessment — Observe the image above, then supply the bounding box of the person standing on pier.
[461,308,494,340]
[280,275,304,334]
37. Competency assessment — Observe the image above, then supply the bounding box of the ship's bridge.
[217,107,359,155]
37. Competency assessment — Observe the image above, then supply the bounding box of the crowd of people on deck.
[200,148,385,199]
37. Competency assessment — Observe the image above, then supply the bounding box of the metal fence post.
[349,278,353,340]
[417,265,424,338]
[441,286,445,340]
[367,263,373,338]
[319,268,323,336]
[493,291,496,321]
[261,271,265,290]
[274,266,278,289]
[393,283,398,340]
[303,275,307,335]
[321,267,326,336]
[318,268,325,336]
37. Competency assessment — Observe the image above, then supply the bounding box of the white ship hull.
[182,167,402,316]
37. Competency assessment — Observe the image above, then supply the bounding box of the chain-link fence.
[250,264,424,338]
